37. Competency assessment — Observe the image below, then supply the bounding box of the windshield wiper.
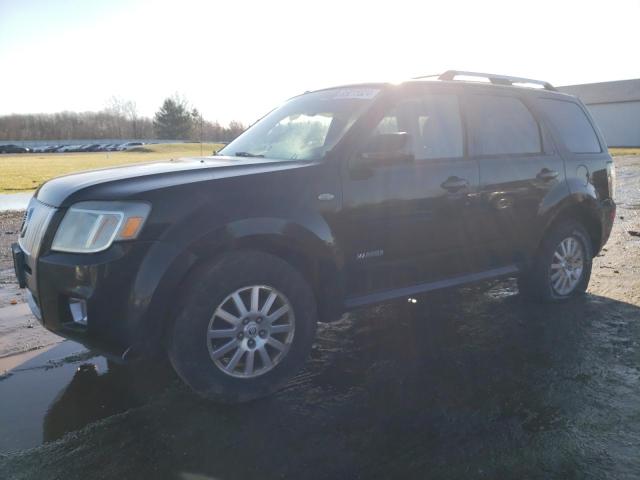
[235,152,264,158]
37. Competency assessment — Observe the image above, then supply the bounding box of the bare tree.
[123,100,139,138]
[0,102,244,142]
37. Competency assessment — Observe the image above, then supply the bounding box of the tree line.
[0,95,246,142]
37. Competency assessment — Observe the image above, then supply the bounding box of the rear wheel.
[518,221,593,302]
[168,251,317,403]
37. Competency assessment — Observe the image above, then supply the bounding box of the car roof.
[406,78,578,100]
[307,72,578,101]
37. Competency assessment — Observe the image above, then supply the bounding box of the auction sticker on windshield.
[332,88,380,100]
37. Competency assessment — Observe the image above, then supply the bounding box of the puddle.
[0,340,173,454]
[0,342,92,453]
[0,192,33,212]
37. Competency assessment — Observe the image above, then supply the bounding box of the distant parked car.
[79,144,101,152]
[35,145,58,153]
[117,142,144,151]
[0,144,30,153]
[63,145,85,152]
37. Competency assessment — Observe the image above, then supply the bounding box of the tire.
[518,221,593,303]
[168,251,317,403]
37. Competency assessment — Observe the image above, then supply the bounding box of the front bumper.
[13,240,159,357]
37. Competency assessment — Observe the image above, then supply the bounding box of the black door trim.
[344,264,519,309]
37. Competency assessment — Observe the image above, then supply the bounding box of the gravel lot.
[0,211,25,308]
[0,156,639,479]
[0,211,23,271]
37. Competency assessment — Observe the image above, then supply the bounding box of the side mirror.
[358,132,413,165]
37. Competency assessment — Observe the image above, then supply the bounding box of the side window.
[414,94,463,160]
[370,94,463,160]
[467,95,541,156]
[373,114,400,134]
[536,99,601,153]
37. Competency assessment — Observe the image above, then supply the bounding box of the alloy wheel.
[549,235,585,296]
[206,285,295,378]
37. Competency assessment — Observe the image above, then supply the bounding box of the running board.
[344,265,519,309]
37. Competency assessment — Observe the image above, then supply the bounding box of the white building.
[559,79,640,147]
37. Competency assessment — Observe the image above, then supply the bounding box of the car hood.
[36,156,312,207]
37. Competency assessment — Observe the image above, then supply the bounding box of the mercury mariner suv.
[12,71,616,402]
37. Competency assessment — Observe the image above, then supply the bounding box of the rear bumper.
[600,198,616,250]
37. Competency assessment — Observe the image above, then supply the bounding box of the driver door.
[340,90,481,297]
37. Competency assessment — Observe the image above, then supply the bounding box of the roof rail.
[415,70,557,91]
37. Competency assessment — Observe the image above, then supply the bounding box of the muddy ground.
[0,156,639,479]
[0,211,63,361]
[0,210,24,307]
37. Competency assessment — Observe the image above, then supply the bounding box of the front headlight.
[52,201,151,253]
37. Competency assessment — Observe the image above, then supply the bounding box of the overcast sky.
[0,0,638,124]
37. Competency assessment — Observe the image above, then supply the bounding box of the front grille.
[18,199,57,259]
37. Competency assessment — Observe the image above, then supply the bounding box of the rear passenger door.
[463,92,566,267]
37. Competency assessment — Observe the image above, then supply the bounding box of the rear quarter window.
[535,98,601,153]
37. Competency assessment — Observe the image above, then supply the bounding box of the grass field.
[0,143,223,193]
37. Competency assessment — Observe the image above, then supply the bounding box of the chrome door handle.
[536,168,559,181]
[440,176,469,192]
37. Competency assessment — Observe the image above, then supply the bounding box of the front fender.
[189,215,342,268]
[190,215,346,322]
[128,214,345,352]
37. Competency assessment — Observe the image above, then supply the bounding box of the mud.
[0,156,639,479]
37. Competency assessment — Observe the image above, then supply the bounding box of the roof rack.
[414,70,557,91]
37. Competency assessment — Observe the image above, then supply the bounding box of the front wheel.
[168,251,317,403]
[518,221,593,302]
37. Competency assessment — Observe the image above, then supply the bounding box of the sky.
[0,0,638,125]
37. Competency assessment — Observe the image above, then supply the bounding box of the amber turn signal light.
[119,216,144,239]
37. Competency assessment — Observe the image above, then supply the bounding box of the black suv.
[12,71,616,402]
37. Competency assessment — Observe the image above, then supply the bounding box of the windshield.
[219,87,380,161]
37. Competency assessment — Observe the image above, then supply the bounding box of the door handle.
[536,168,559,181]
[440,176,469,192]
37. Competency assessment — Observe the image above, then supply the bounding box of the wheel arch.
[171,217,346,326]
[539,194,603,256]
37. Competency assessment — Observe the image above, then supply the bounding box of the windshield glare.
[219,88,380,161]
